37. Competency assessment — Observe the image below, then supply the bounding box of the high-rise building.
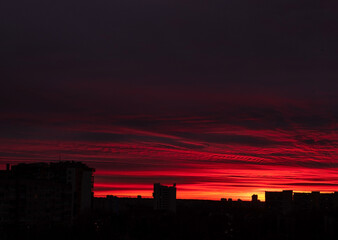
[0,161,94,225]
[153,183,176,212]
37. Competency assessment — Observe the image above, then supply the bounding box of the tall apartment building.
[0,161,94,225]
[153,183,176,212]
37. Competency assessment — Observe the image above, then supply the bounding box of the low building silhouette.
[265,190,293,214]
[153,183,176,212]
[266,190,338,214]
[293,191,338,212]
[94,195,120,214]
[252,194,258,202]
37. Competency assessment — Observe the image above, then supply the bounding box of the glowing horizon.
[1,109,337,202]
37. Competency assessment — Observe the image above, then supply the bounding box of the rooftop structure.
[153,183,176,212]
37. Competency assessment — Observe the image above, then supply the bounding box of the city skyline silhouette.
[1,161,338,240]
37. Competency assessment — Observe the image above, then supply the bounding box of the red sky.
[1,103,337,200]
[1,0,338,200]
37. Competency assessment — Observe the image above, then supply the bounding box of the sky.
[1,0,338,200]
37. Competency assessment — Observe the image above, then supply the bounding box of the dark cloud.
[1,0,338,116]
[176,133,279,146]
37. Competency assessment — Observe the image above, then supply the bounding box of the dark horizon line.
[96,189,338,202]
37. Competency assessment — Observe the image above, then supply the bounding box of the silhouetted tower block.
[0,161,94,225]
[265,190,293,214]
[12,161,95,219]
[252,194,258,202]
[153,183,176,212]
[56,161,95,219]
[0,164,72,225]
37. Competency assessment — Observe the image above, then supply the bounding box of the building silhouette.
[265,190,293,214]
[94,195,120,214]
[0,161,94,225]
[265,190,338,214]
[153,183,176,212]
[251,194,258,202]
[293,191,338,212]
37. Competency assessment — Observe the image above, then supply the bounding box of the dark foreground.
[1,198,337,240]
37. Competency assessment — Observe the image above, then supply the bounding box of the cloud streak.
[0,106,337,200]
